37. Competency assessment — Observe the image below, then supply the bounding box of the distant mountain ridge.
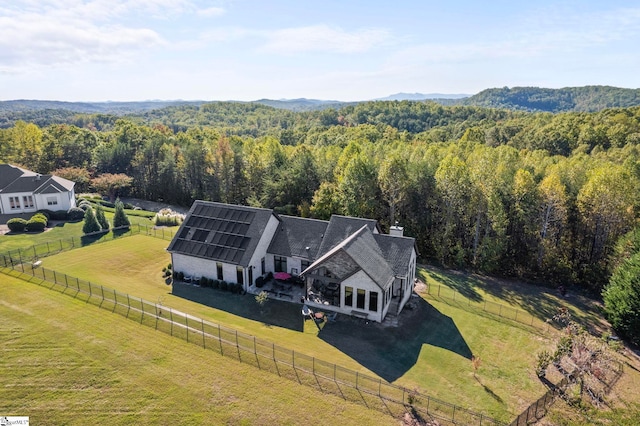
[462,85,640,112]
[373,92,470,101]
[1,86,640,117]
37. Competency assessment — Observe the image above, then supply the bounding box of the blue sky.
[1,0,639,101]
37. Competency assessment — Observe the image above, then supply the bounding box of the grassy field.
[30,234,575,422]
[0,210,156,254]
[0,274,397,425]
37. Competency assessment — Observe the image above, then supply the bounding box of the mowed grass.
[0,274,397,426]
[36,234,567,422]
[0,212,156,254]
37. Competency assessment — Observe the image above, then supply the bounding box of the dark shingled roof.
[0,164,75,194]
[304,225,395,290]
[267,215,328,260]
[316,215,379,257]
[374,234,416,277]
[167,201,277,267]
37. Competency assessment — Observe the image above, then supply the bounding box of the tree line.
[1,102,639,293]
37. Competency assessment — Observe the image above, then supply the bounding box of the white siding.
[245,214,280,290]
[171,252,237,283]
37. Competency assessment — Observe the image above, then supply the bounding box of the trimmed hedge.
[26,218,47,232]
[67,207,85,221]
[7,218,27,232]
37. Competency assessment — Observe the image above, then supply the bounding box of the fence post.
[170,309,173,336]
[71,236,74,248]
[219,325,223,354]
[47,242,50,253]
[202,319,206,348]
[355,372,359,389]
[141,299,145,323]
[186,316,189,343]
[235,330,241,361]
[19,252,24,272]
[33,246,37,259]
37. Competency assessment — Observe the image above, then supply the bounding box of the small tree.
[95,204,110,231]
[471,355,482,378]
[91,173,133,202]
[255,291,268,313]
[82,207,101,234]
[112,198,130,229]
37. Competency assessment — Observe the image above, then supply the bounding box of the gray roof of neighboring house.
[316,215,379,257]
[303,225,395,290]
[0,164,75,195]
[167,200,277,267]
[374,234,416,277]
[267,215,328,260]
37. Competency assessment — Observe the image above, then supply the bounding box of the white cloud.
[197,6,225,17]
[261,25,392,54]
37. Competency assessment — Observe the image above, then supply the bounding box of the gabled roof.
[302,225,395,290]
[0,164,75,194]
[316,215,379,257]
[167,200,278,267]
[267,215,328,260]
[374,234,416,277]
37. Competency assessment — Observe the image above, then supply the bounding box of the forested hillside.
[1,101,639,292]
[463,86,640,112]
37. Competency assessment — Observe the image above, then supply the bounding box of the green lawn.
[0,274,396,425]
[0,211,157,254]
[34,234,569,422]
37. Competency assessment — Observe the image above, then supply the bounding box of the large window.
[46,196,58,206]
[301,260,310,272]
[216,263,223,280]
[344,286,353,307]
[261,257,265,275]
[22,195,34,209]
[9,197,21,210]
[357,289,366,310]
[274,256,287,273]
[236,267,244,285]
[369,291,378,312]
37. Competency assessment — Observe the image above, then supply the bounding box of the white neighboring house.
[0,164,76,214]
[168,200,417,323]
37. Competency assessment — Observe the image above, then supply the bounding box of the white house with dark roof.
[168,200,417,322]
[0,164,76,214]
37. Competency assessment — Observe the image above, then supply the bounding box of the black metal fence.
[424,283,547,330]
[0,224,175,266]
[0,258,505,426]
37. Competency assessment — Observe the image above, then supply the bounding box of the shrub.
[154,208,185,227]
[36,209,51,220]
[82,207,102,234]
[199,277,209,287]
[67,207,85,221]
[255,276,265,288]
[211,279,220,289]
[7,218,27,232]
[177,271,184,281]
[112,198,131,229]
[78,201,92,211]
[26,217,47,232]
[31,213,48,226]
[50,210,68,220]
[219,281,228,291]
[266,271,273,281]
[167,263,172,270]
[95,204,110,231]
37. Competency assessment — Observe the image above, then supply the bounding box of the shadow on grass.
[172,283,304,332]
[421,265,606,334]
[318,296,472,382]
[425,269,484,302]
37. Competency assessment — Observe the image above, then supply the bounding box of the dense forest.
[1,100,640,294]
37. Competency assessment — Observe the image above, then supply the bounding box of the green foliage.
[82,207,102,234]
[112,198,131,229]
[6,218,27,232]
[67,207,85,221]
[94,204,110,231]
[25,217,47,232]
[535,350,553,377]
[255,290,268,307]
[219,281,228,291]
[603,252,640,345]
